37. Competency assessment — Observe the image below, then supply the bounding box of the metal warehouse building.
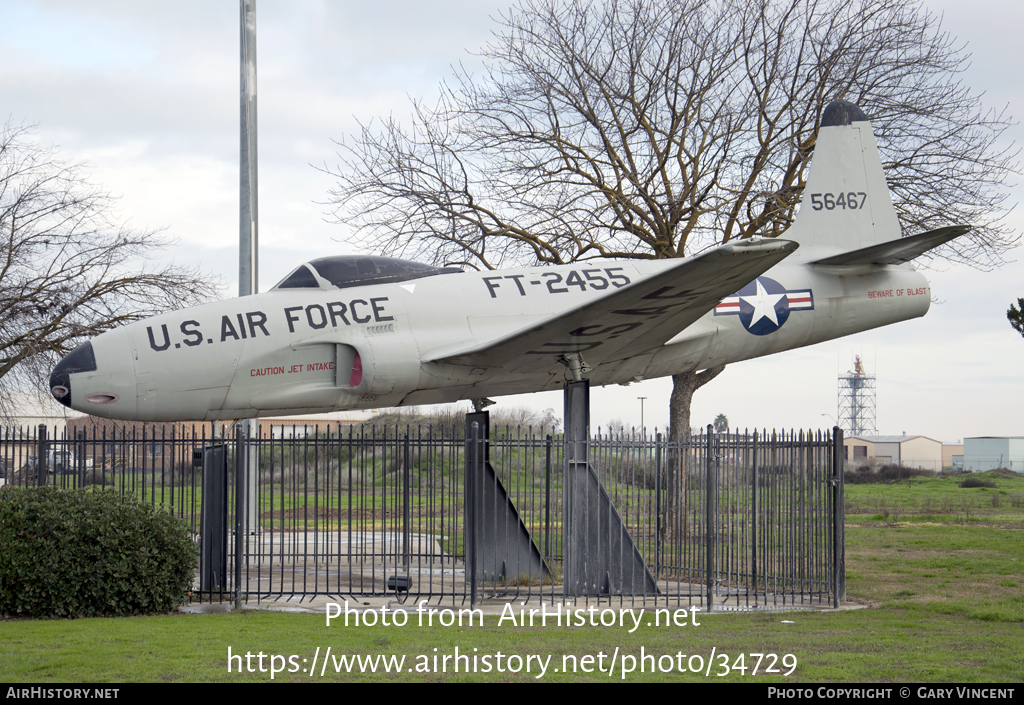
[962,437,1024,473]
[844,434,943,471]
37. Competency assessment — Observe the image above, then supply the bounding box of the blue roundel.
[737,276,790,336]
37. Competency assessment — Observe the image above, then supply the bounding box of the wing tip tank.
[723,238,799,257]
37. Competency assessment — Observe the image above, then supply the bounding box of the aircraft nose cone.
[49,342,98,408]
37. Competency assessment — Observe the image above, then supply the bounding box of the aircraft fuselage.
[62,255,928,422]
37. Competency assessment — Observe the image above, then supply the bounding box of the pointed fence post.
[832,426,845,607]
[36,424,47,487]
[705,424,715,612]
[234,424,248,609]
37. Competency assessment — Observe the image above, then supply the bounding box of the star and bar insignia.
[714,276,814,336]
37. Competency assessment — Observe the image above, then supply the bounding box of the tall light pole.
[637,396,647,439]
[240,0,258,298]
[240,0,259,534]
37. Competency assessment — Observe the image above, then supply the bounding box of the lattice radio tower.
[838,355,876,436]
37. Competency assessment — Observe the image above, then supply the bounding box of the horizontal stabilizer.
[426,239,797,373]
[809,226,971,267]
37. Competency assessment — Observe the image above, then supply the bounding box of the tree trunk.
[668,366,725,443]
[665,365,726,550]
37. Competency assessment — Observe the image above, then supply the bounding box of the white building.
[0,392,87,476]
[843,434,943,471]
[962,437,1024,473]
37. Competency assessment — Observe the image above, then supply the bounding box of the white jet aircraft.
[49,101,968,422]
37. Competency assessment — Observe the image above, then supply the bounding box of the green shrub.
[844,464,933,484]
[959,476,997,489]
[0,486,197,618]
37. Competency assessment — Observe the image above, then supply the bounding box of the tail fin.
[787,100,902,256]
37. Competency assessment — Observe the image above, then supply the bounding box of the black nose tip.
[49,342,98,408]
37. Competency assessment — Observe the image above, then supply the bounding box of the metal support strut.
[562,377,659,596]
[560,353,586,382]
[472,397,496,413]
[464,411,550,590]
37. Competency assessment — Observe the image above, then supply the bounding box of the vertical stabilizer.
[787,100,901,255]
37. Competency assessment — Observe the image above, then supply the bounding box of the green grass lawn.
[1,470,1021,683]
[2,605,1021,683]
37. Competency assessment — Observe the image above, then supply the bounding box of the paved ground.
[185,529,858,616]
[181,588,861,617]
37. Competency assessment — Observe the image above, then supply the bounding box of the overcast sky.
[2,0,1021,443]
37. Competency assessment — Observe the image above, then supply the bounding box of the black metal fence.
[1,421,844,610]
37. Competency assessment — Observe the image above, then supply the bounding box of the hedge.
[0,486,197,618]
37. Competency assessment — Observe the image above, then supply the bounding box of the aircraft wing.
[426,238,798,373]
[809,226,971,267]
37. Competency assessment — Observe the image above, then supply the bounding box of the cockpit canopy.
[272,255,463,291]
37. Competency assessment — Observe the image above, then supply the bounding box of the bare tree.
[604,418,628,438]
[0,123,220,412]
[326,0,1018,441]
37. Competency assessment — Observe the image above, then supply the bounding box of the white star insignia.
[741,279,785,327]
